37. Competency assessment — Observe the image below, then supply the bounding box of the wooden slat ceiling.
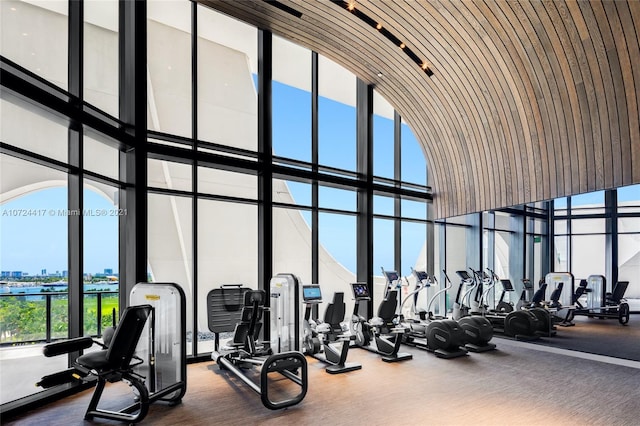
[198,0,640,218]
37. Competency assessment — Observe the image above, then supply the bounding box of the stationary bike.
[349,282,413,362]
[301,284,362,374]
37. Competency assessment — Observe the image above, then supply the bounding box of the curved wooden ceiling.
[199,0,640,218]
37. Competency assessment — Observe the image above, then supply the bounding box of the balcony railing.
[0,290,118,346]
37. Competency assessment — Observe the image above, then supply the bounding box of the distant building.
[62,270,68,278]
[41,269,47,276]
[10,271,23,278]
[104,268,113,275]
[1,271,10,278]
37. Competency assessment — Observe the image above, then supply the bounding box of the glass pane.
[619,217,640,233]
[554,220,568,235]
[148,0,192,137]
[494,211,512,231]
[618,184,640,213]
[0,156,68,404]
[618,234,640,299]
[319,213,357,316]
[273,207,311,285]
[0,1,68,90]
[445,225,467,312]
[571,218,606,234]
[148,159,192,192]
[401,120,426,185]
[84,0,118,117]
[273,36,311,162]
[495,231,511,282]
[554,235,568,271]
[197,199,257,354]
[273,179,310,206]
[373,91,395,179]
[401,198,426,220]
[571,235,605,278]
[1,98,68,163]
[82,182,119,336]
[401,221,426,277]
[319,186,356,212]
[572,191,604,207]
[84,130,119,180]
[198,5,257,151]
[318,55,356,171]
[148,193,193,354]
[199,166,256,200]
[554,197,568,213]
[374,218,395,275]
[374,195,394,216]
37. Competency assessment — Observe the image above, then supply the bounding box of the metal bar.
[218,358,261,394]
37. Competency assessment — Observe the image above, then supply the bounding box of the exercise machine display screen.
[414,270,429,281]
[500,279,514,291]
[302,285,322,302]
[522,280,533,289]
[351,283,370,299]
[456,270,472,280]
[383,271,399,282]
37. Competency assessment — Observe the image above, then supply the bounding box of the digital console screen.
[303,285,322,301]
[415,271,429,281]
[351,283,370,298]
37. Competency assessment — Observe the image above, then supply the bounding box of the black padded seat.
[77,305,151,371]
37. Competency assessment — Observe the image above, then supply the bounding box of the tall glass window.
[197,5,257,151]
[373,91,395,180]
[84,0,118,117]
[318,55,356,172]
[401,119,426,185]
[272,36,311,162]
[148,0,192,137]
[0,1,68,90]
[0,157,69,404]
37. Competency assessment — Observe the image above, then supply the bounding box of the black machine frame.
[207,285,308,410]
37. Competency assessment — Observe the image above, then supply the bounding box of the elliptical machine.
[301,284,362,374]
[443,270,496,352]
[390,268,468,359]
[464,268,541,341]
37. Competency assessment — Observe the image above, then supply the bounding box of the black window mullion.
[67,0,83,349]
[394,111,401,272]
[118,0,148,310]
[312,51,319,286]
[191,0,199,357]
[257,30,273,341]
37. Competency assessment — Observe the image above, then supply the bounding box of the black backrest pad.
[207,286,253,333]
[105,305,152,369]
[324,292,345,327]
[377,291,398,321]
[531,283,547,303]
[611,281,629,303]
[549,282,563,302]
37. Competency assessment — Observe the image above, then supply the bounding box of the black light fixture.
[330,0,434,77]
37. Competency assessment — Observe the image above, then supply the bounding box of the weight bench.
[37,305,153,423]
